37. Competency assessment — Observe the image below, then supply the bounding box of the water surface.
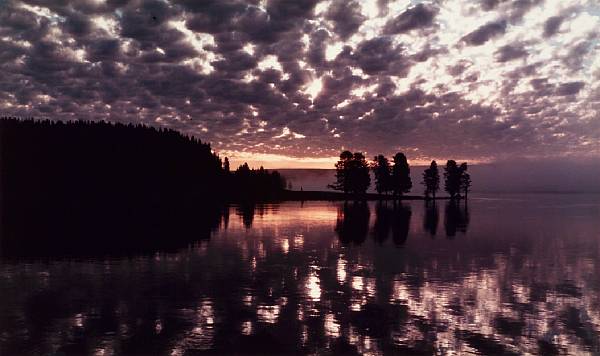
[1,194,599,355]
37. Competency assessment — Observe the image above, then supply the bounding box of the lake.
[1,194,599,355]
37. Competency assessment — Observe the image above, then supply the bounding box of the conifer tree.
[329,151,371,195]
[329,151,353,193]
[460,165,472,199]
[422,160,440,199]
[444,160,463,198]
[371,154,391,195]
[391,152,412,197]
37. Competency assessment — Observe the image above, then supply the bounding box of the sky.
[0,0,599,168]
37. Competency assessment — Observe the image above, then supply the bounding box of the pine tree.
[460,165,471,199]
[348,152,371,194]
[444,160,459,198]
[371,154,391,195]
[329,151,353,193]
[391,152,412,197]
[223,157,230,173]
[329,151,370,195]
[422,160,440,199]
[444,160,467,199]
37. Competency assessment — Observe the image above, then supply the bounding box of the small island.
[319,150,471,201]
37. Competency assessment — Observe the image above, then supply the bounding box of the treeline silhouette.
[330,150,472,199]
[0,117,286,201]
[225,161,287,201]
[0,117,285,256]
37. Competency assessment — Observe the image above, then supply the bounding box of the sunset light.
[1,1,600,355]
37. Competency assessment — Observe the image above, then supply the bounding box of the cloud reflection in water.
[1,196,599,354]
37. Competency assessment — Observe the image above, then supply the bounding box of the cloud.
[563,39,595,72]
[64,11,93,36]
[495,44,528,62]
[325,0,366,40]
[556,81,585,96]
[480,0,508,11]
[350,37,409,76]
[0,0,598,165]
[543,16,564,37]
[382,3,437,35]
[461,20,507,46]
[86,39,120,62]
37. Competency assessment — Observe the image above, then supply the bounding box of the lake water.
[1,194,600,355]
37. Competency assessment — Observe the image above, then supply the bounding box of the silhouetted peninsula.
[0,117,285,255]
[1,117,286,202]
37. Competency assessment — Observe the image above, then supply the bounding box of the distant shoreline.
[280,190,452,201]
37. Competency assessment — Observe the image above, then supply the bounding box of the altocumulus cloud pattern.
[0,0,599,164]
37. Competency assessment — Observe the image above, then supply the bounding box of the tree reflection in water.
[1,198,600,355]
[359,201,412,246]
[335,201,370,245]
[372,202,394,243]
[391,202,411,246]
[423,201,439,237]
[236,202,256,229]
[444,200,470,238]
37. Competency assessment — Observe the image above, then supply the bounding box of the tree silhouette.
[390,153,412,197]
[444,160,461,198]
[461,170,472,199]
[227,163,286,200]
[371,154,391,195]
[329,151,370,195]
[329,150,353,193]
[223,157,230,173]
[238,162,251,173]
[0,117,286,207]
[348,152,371,194]
[422,160,440,199]
[444,160,470,199]
[0,118,241,256]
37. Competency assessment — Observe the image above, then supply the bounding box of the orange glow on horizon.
[220,150,488,169]
[222,151,339,169]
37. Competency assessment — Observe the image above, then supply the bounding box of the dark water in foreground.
[1,194,600,355]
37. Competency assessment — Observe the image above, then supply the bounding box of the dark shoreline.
[279,190,453,201]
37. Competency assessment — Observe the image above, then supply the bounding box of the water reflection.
[236,202,255,228]
[335,201,370,245]
[391,203,411,246]
[423,201,439,237]
[0,202,228,258]
[372,202,394,243]
[444,200,470,238]
[1,196,600,355]
[347,201,412,246]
